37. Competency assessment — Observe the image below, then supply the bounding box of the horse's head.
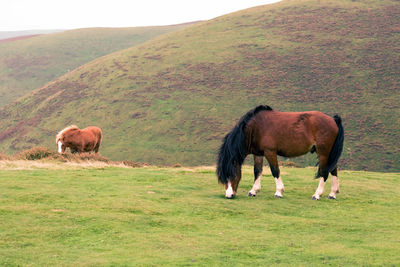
[56,137,66,153]
[56,125,79,154]
[224,178,240,199]
[217,157,242,199]
[217,123,247,199]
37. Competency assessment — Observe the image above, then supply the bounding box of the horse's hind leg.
[328,167,340,199]
[265,151,284,198]
[248,155,263,197]
[312,178,326,200]
[312,153,329,200]
[94,143,100,153]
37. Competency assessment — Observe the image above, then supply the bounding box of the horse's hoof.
[328,196,336,200]
[248,192,256,197]
[312,196,319,200]
[274,194,282,198]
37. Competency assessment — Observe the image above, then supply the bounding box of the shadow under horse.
[217,105,344,200]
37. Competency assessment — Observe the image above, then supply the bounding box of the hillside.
[0,30,63,40]
[0,0,399,171]
[0,24,194,106]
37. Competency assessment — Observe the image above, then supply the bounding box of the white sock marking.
[225,181,234,198]
[313,178,326,200]
[249,176,261,195]
[274,176,284,197]
[329,175,339,199]
[57,141,63,153]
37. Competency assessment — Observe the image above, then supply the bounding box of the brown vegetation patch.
[1,146,149,169]
[0,152,9,160]
[16,147,58,160]
[279,160,301,168]
[121,160,148,168]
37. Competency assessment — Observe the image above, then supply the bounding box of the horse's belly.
[277,150,306,158]
[83,142,95,152]
[277,143,313,158]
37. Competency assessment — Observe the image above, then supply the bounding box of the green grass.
[0,164,399,266]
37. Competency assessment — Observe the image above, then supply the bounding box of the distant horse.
[217,105,344,200]
[56,125,102,154]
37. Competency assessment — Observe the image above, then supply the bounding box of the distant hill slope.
[0,34,43,43]
[0,0,399,171]
[0,24,195,106]
[0,30,64,40]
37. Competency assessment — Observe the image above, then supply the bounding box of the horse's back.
[82,126,102,149]
[83,126,102,141]
[306,111,338,136]
[249,110,338,157]
[258,110,336,132]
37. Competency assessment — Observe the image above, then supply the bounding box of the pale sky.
[0,0,281,31]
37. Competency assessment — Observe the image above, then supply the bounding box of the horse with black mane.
[216,105,344,200]
[56,125,102,154]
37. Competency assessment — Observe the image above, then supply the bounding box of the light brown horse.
[217,105,344,200]
[56,125,102,154]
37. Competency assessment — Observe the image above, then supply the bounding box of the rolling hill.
[0,30,63,40]
[0,0,399,171]
[0,24,195,106]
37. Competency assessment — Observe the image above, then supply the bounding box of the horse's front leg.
[248,155,263,197]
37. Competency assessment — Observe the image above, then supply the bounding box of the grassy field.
[0,162,399,266]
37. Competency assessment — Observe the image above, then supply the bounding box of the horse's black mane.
[216,105,273,184]
[238,105,272,129]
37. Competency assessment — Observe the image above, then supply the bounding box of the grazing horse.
[217,105,344,200]
[56,125,102,154]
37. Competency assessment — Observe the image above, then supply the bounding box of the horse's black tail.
[216,105,272,184]
[327,115,344,173]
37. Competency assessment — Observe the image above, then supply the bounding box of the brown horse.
[217,105,344,200]
[56,125,102,154]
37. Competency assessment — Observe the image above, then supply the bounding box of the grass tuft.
[16,147,58,160]
[2,147,147,169]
